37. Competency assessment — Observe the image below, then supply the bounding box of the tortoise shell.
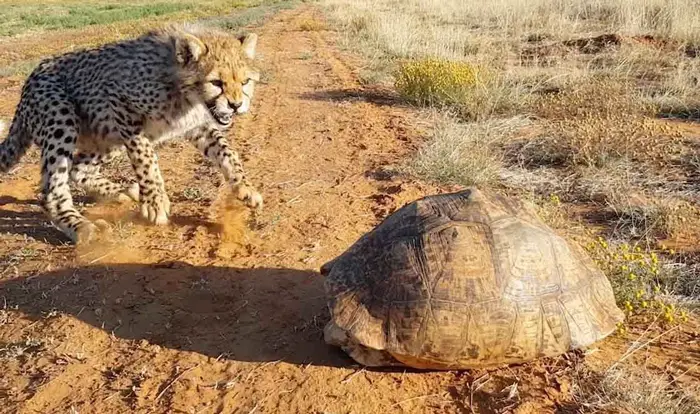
[321,189,624,369]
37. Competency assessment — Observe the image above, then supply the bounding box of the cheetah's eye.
[210,80,224,88]
[242,79,251,86]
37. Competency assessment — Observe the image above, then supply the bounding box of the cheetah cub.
[0,25,263,244]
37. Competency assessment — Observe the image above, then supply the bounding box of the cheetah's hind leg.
[70,151,139,204]
[36,106,108,244]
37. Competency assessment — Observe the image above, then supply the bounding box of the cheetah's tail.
[0,118,32,173]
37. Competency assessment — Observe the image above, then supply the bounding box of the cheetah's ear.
[239,33,258,60]
[177,33,207,64]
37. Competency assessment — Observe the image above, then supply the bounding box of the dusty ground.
[1,5,700,414]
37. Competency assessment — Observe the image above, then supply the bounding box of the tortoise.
[321,188,624,370]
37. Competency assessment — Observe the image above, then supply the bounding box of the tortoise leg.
[324,322,399,367]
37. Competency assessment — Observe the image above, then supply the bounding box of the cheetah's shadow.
[0,197,68,245]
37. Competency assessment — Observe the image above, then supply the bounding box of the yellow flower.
[670,249,676,255]
[628,273,637,281]
[549,194,561,206]
[621,265,629,271]
[622,244,630,252]
[654,285,661,293]
[641,301,648,308]
[635,246,641,252]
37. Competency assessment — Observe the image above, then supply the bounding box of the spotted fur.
[0,25,262,244]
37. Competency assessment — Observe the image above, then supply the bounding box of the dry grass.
[325,0,700,53]
[322,0,700,189]
[323,0,700,115]
[572,365,700,414]
[404,114,529,187]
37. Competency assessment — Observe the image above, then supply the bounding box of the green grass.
[0,0,294,37]
[0,2,192,36]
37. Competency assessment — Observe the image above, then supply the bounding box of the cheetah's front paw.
[232,183,263,211]
[140,191,170,225]
[74,219,111,245]
[117,182,141,203]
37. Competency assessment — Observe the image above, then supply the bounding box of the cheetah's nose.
[229,100,243,110]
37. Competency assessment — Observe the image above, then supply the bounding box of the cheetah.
[0,25,263,244]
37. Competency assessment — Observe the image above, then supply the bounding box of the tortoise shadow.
[0,261,358,368]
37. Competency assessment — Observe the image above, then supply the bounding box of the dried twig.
[392,393,444,407]
[609,325,680,371]
[340,367,366,384]
[469,374,491,414]
[155,364,198,402]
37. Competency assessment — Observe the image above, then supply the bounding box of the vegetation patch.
[571,365,700,414]
[395,59,483,107]
[404,116,528,187]
[585,238,690,328]
[0,2,193,36]
[0,0,295,37]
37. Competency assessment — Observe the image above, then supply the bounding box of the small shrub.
[610,203,672,240]
[395,58,484,107]
[405,116,528,187]
[572,365,700,414]
[405,119,499,187]
[585,238,688,327]
[535,193,568,229]
[394,59,527,120]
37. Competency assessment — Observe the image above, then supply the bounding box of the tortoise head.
[320,258,338,276]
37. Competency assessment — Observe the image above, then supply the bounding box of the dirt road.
[1,5,699,414]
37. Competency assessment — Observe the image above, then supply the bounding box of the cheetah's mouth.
[209,107,234,126]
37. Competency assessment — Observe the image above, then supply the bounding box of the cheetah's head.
[177,31,260,127]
